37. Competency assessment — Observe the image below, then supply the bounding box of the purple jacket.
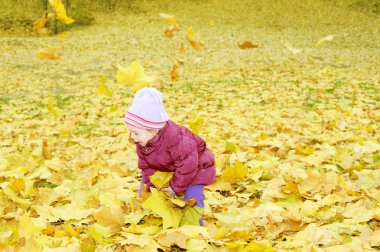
[135,121,216,194]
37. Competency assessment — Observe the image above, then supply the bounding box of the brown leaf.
[238,41,259,49]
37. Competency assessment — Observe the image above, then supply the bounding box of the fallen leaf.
[238,41,259,49]
[36,45,62,60]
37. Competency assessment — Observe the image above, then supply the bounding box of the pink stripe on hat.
[125,112,166,129]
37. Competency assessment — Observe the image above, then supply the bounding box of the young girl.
[124,87,216,223]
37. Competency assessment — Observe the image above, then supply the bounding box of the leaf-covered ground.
[0,0,379,251]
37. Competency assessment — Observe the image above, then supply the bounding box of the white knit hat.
[125,88,169,129]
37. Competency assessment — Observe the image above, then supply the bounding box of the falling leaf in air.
[238,41,259,49]
[316,35,334,47]
[33,12,48,36]
[159,13,177,25]
[186,26,203,51]
[160,13,180,38]
[48,0,75,24]
[98,76,114,96]
[169,59,184,81]
[47,95,59,117]
[285,41,302,54]
[116,60,155,93]
[36,45,62,60]
[179,42,186,53]
[164,24,180,38]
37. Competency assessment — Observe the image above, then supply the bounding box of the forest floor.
[0,0,379,251]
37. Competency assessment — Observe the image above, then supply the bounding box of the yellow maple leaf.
[222,160,248,182]
[86,223,112,246]
[189,115,204,134]
[116,61,155,93]
[180,206,204,226]
[159,13,177,25]
[48,0,75,24]
[97,76,113,96]
[142,188,183,229]
[150,171,173,190]
[18,212,43,240]
[93,206,124,233]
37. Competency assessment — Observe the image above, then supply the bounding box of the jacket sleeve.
[168,136,199,194]
[137,150,156,191]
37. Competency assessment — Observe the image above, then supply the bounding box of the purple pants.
[139,182,205,225]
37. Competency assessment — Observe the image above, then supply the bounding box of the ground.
[0,0,379,251]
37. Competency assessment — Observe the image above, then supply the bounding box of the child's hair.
[125,88,169,130]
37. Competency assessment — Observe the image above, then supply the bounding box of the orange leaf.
[164,24,180,38]
[238,41,259,49]
[33,12,48,36]
[179,42,186,54]
[36,45,61,60]
[170,63,179,81]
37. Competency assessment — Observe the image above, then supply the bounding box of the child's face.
[126,124,158,147]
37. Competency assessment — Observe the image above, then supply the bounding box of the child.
[124,87,216,224]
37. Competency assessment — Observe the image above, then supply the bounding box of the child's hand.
[161,186,176,198]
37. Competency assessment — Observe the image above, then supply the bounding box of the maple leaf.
[93,206,124,233]
[36,45,62,60]
[97,76,113,96]
[47,95,59,117]
[180,206,204,226]
[86,223,112,246]
[159,13,177,25]
[157,231,188,249]
[48,0,75,24]
[189,115,204,134]
[42,140,52,160]
[186,27,203,51]
[179,42,186,53]
[116,60,155,93]
[284,41,302,54]
[238,41,259,49]
[222,160,248,182]
[170,62,179,81]
[164,24,180,38]
[33,12,48,36]
[149,171,173,190]
[142,188,183,229]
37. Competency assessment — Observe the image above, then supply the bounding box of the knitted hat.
[125,88,169,129]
